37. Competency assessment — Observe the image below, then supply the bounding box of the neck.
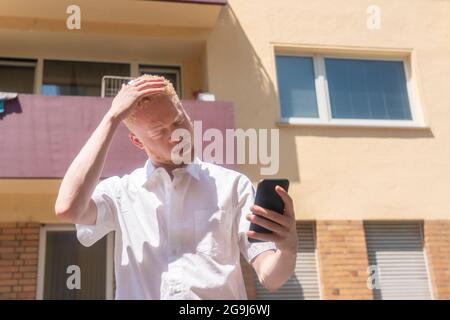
[149,147,195,178]
[153,161,185,173]
[150,156,193,180]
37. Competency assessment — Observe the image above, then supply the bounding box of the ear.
[128,132,144,150]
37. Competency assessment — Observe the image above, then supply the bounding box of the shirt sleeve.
[76,176,120,247]
[236,175,277,264]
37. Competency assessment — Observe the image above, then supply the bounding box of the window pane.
[276,56,319,118]
[42,60,130,96]
[43,230,107,299]
[325,58,412,120]
[0,62,35,93]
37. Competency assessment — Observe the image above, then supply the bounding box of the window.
[276,56,318,118]
[364,221,433,300]
[326,59,412,120]
[139,65,182,98]
[0,58,36,93]
[275,54,422,127]
[37,225,114,300]
[42,60,130,97]
[255,222,321,300]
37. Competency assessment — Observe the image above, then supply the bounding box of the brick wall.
[0,222,40,300]
[424,220,450,300]
[316,220,373,300]
[1,220,447,300]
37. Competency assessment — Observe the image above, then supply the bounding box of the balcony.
[0,94,234,179]
[0,0,226,30]
[0,0,225,101]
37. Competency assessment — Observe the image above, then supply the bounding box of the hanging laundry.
[0,92,18,114]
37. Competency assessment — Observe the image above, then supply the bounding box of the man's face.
[128,95,192,165]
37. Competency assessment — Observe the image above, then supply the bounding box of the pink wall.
[0,94,234,178]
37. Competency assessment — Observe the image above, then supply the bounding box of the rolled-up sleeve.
[236,176,277,263]
[76,177,120,247]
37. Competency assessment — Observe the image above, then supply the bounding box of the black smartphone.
[248,179,290,243]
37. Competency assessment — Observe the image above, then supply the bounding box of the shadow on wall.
[206,5,434,184]
[206,5,301,183]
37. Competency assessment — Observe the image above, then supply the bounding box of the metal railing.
[101,75,134,98]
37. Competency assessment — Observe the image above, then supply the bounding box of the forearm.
[257,249,297,291]
[55,112,120,222]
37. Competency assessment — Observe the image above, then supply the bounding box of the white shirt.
[76,157,276,299]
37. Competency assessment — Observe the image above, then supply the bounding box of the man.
[55,75,298,299]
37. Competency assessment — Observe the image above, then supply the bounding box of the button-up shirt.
[76,157,276,299]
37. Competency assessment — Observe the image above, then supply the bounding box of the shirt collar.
[141,157,201,187]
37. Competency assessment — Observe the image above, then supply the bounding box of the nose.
[170,135,182,144]
[168,123,185,143]
[169,128,183,143]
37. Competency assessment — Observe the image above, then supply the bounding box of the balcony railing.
[0,94,234,179]
[101,76,134,98]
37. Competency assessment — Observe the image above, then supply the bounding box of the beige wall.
[1,0,450,222]
[0,0,222,28]
[0,180,59,223]
[205,0,450,220]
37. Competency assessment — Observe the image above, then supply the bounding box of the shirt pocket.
[193,208,232,258]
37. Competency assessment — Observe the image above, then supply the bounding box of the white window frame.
[313,222,323,300]
[36,224,114,300]
[274,53,426,129]
[419,222,435,300]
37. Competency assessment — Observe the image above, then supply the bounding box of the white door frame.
[36,224,114,300]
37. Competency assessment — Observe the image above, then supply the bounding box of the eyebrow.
[149,112,184,132]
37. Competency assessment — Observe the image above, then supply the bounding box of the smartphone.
[248,179,290,243]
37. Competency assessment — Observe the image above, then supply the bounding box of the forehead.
[133,95,182,128]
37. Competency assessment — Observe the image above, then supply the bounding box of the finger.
[251,205,290,227]
[129,77,165,87]
[246,213,286,235]
[136,81,166,91]
[246,230,279,242]
[127,78,145,87]
[137,87,166,98]
[275,185,294,217]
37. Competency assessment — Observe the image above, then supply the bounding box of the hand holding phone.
[248,179,290,243]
